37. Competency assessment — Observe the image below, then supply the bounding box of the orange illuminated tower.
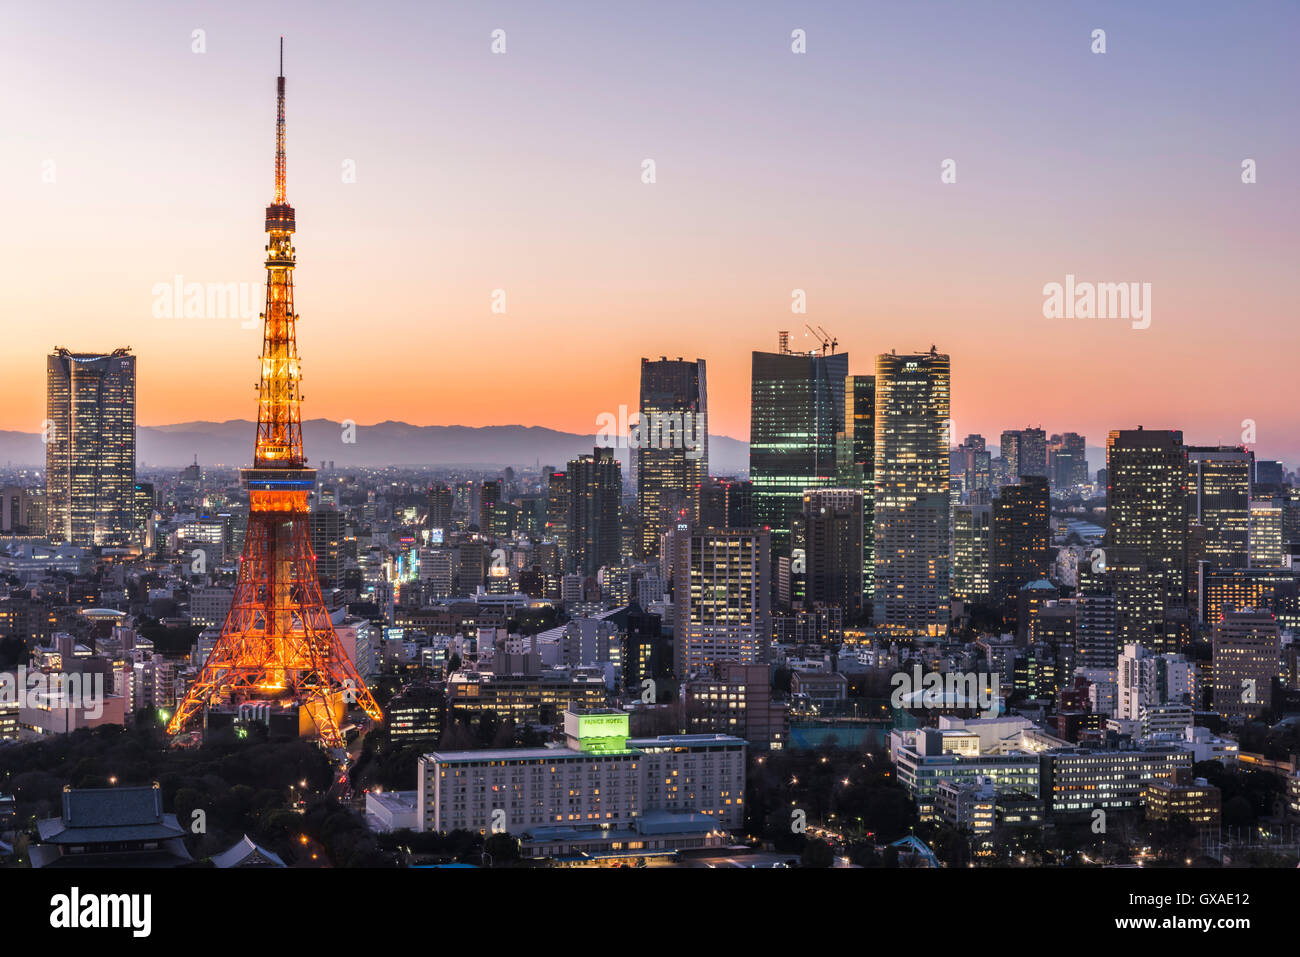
[168,41,382,747]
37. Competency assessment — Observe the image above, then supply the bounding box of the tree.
[800,839,834,868]
[484,832,521,865]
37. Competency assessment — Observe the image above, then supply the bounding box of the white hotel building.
[418,709,746,860]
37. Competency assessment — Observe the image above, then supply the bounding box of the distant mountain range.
[0,420,751,475]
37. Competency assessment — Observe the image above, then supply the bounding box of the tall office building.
[956,434,992,496]
[1249,497,1284,568]
[952,503,992,605]
[1187,446,1252,570]
[1049,432,1088,488]
[428,482,453,538]
[667,526,771,677]
[1212,609,1279,721]
[545,470,570,543]
[1106,429,1188,653]
[800,488,865,619]
[1199,566,1300,629]
[0,487,35,535]
[45,348,137,546]
[637,357,708,558]
[873,348,951,635]
[749,343,848,556]
[458,541,486,595]
[478,479,501,533]
[992,476,1052,611]
[1076,588,1120,669]
[310,503,344,588]
[1017,427,1048,479]
[836,374,876,593]
[567,448,622,577]
[999,431,1021,485]
[696,477,753,530]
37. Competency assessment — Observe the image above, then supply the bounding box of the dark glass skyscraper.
[567,447,622,576]
[838,374,875,593]
[1049,431,1088,487]
[428,481,453,536]
[992,475,1052,612]
[1018,427,1048,479]
[801,488,865,620]
[45,347,137,546]
[749,347,848,556]
[637,357,708,558]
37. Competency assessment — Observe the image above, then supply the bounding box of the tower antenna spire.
[274,38,286,204]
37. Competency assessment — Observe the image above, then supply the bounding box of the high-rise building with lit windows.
[637,357,708,558]
[999,431,1021,485]
[873,348,951,635]
[1212,609,1279,721]
[45,348,137,547]
[1198,566,1300,629]
[1106,428,1188,653]
[1249,497,1284,568]
[953,503,992,605]
[749,345,848,556]
[1187,446,1252,570]
[666,526,771,676]
[545,470,570,544]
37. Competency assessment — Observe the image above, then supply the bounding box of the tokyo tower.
[168,41,382,748]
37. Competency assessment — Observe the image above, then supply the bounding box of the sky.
[1,1,1297,459]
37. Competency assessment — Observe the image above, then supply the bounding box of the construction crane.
[804,324,838,355]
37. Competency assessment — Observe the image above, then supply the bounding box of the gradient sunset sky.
[2,1,1297,458]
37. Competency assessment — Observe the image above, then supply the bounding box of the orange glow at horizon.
[2,4,1296,459]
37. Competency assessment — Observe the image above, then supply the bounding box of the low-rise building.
[681,661,788,750]
[365,789,420,833]
[935,777,996,835]
[417,709,745,860]
[893,728,1041,819]
[1041,746,1191,816]
[1143,776,1221,829]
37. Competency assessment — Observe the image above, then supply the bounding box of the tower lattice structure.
[168,42,382,748]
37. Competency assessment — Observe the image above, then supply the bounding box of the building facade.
[45,348,137,546]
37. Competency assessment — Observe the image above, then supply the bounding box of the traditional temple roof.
[37,784,186,844]
[212,834,286,868]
